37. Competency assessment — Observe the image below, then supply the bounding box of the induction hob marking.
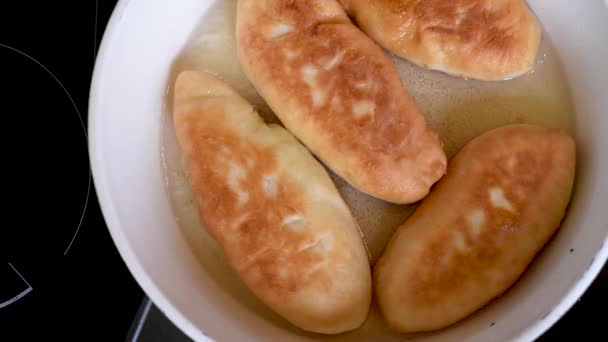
[0,263,33,309]
[0,43,91,256]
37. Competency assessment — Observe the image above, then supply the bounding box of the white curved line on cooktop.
[0,263,33,309]
[0,44,91,256]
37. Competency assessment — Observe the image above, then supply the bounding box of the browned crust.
[237,0,447,204]
[173,71,371,334]
[341,0,542,80]
[374,124,576,332]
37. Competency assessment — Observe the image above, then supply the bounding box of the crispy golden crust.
[340,0,542,80]
[173,71,371,334]
[374,124,575,332]
[237,0,446,204]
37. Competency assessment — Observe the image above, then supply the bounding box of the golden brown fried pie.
[236,0,447,204]
[173,70,371,334]
[340,0,542,80]
[374,124,575,332]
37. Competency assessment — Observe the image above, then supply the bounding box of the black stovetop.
[0,1,142,340]
[0,1,604,341]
